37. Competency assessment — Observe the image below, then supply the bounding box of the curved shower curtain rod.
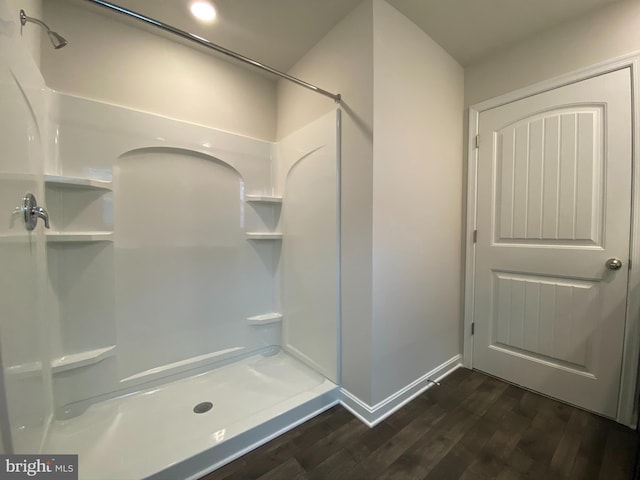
[84,0,342,103]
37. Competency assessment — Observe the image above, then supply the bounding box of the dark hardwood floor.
[201,368,638,480]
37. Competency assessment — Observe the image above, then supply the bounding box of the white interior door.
[473,68,632,418]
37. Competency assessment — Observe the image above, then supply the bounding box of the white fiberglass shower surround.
[0,1,341,478]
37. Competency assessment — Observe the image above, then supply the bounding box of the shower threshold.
[43,349,338,480]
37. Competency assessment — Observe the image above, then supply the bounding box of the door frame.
[463,52,640,427]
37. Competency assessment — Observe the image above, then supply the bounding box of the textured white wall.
[371,0,464,404]
[277,0,374,404]
[465,0,640,106]
[41,0,277,141]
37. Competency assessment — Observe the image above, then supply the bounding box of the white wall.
[371,0,463,404]
[277,0,375,404]
[37,0,466,414]
[41,0,277,141]
[7,0,42,67]
[277,111,340,382]
[48,93,282,414]
[465,0,640,106]
[0,0,52,452]
[278,0,464,409]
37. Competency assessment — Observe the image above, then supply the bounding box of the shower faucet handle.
[21,193,50,230]
[32,206,50,229]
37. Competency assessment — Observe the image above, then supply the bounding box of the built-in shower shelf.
[0,173,39,182]
[45,175,112,190]
[6,361,42,378]
[245,195,282,204]
[246,232,283,240]
[46,232,114,243]
[246,313,283,325]
[0,233,32,245]
[6,345,117,377]
[51,345,116,374]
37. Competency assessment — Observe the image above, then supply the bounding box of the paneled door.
[473,68,632,418]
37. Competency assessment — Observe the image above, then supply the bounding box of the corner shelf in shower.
[44,175,112,191]
[46,232,114,243]
[5,360,42,378]
[6,345,116,378]
[0,233,33,245]
[246,232,283,240]
[246,313,283,325]
[51,345,116,374]
[245,194,282,204]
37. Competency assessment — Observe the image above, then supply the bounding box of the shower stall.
[0,1,341,478]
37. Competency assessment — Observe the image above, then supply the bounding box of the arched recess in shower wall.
[0,0,341,478]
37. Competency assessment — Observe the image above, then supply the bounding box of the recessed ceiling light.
[190,1,216,22]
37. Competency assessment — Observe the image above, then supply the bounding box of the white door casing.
[471,68,632,418]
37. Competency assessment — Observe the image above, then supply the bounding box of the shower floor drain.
[193,401,213,414]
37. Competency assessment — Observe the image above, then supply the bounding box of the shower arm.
[20,10,48,31]
[20,9,68,49]
[83,0,342,104]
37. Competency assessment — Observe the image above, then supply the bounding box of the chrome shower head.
[20,9,68,49]
[47,30,68,49]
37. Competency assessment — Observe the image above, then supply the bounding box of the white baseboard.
[340,354,462,427]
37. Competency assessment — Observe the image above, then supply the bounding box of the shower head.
[20,9,68,49]
[47,30,68,49]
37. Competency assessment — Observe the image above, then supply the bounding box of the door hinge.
[473,230,477,243]
[475,134,480,149]
[471,323,475,335]
[629,258,632,269]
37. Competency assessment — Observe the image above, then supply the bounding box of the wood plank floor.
[201,368,638,480]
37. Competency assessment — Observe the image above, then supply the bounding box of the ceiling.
[387,0,624,66]
[99,0,362,71]
[89,0,625,70]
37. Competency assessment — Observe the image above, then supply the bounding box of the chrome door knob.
[606,258,623,270]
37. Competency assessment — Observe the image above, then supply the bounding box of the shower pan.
[0,1,341,478]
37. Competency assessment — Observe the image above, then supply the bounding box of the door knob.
[606,258,623,270]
